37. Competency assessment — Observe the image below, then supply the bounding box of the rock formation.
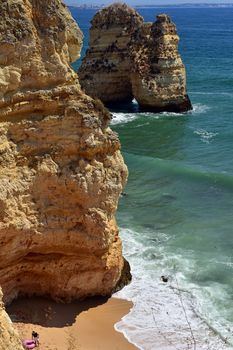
[0,0,128,347]
[131,14,192,112]
[0,290,23,350]
[79,3,143,104]
[79,3,192,112]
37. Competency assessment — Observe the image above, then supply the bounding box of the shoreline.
[7,296,138,350]
[115,269,233,350]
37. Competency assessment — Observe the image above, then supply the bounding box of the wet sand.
[7,296,138,350]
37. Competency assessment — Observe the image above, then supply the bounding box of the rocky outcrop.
[0,1,128,344]
[79,3,192,112]
[0,290,24,350]
[131,14,192,112]
[79,3,143,104]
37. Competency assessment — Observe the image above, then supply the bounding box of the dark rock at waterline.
[161,275,169,283]
[113,259,132,293]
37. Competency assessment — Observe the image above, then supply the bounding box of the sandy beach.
[7,296,138,350]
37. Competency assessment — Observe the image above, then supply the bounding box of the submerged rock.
[79,3,192,112]
[0,0,128,346]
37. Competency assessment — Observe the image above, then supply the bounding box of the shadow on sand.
[6,295,109,328]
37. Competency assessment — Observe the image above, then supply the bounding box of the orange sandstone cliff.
[79,3,192,112]
[79,3,143,104]
[130,13,192,112]
[0,0,128,347]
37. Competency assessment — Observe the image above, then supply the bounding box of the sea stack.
[79,3,144,104]
[131,14,192,112]
[0,0,128,346]
[79,3,192,112]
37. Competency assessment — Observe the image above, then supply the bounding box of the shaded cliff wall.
[0,3,128,348]
[79,3,192,112]
[0,291,23,350]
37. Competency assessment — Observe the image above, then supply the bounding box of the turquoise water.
[72,7,233,349]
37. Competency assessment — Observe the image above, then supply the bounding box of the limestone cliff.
[0,290,23,350]
[131,14,192,112]
[0,0,128,347]
[79,3,192,112]
[79,3,143,104]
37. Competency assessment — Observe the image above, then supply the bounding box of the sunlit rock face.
[0,0,128,325]
[79,3,192,112]
[79,3,143,104]
[131,14,192,112]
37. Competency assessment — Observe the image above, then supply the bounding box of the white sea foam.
[152,103,210,118]
[114,228,233,350]
[111,112,139,125]
[111,103,210,125]
[191,103,210,114]
[194,129,218,143]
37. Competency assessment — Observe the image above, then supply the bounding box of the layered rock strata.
[131,14,192,112]
[79,3,192,112]
[0,0,128,346]
[79,3,143,104]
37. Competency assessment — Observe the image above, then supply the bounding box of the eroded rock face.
[79,3,192,112]
[79,3,143,104]
[0,290,24,350]
[131,14,192,112]
[0,0,128,323]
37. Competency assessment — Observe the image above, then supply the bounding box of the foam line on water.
[111,112,139,125]
[194,129,218,143]
[157,103,210,117]
[114,228,233,350]
[191,103,210,114]
[110,104,210,125]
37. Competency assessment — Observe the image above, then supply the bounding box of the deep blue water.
[71,7,233,349]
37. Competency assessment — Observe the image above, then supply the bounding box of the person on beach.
[32,331,40,346]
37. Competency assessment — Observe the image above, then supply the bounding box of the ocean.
[71,6,233,350]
